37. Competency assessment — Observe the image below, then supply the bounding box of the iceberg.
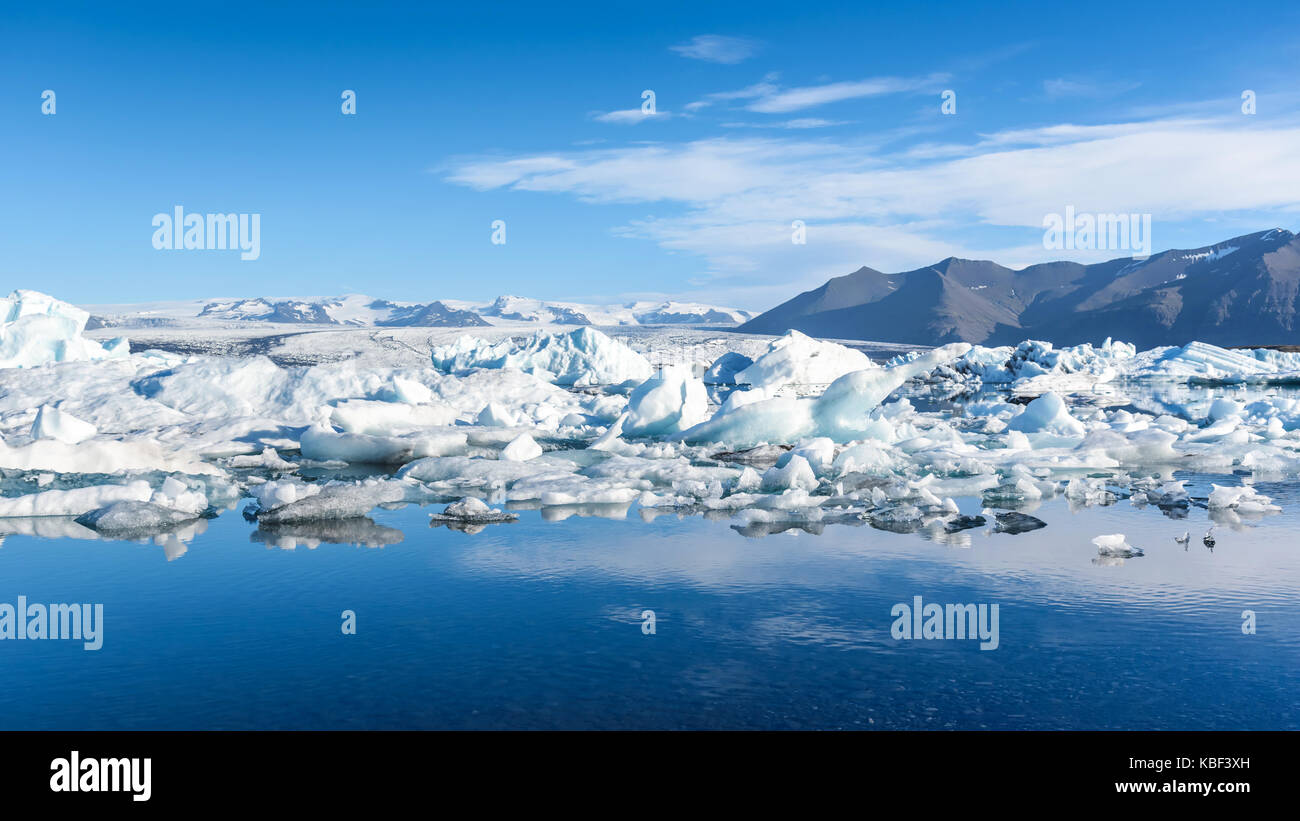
[0,290,128,369]
[31,405,98,444]
[1207,483,1280,513]
[76,501,201,536]
[734,330,875,391]
[703,352,754,385]
[621,364,709,437]
[1092,533,1142,557]
[251,477,421,523]
[430,327,652,386]
[1005,393,1086,437]
[500,433,543,461]
[679,343,970,447]
[429,497,518,525]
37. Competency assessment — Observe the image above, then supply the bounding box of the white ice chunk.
[1006,392,1086,436]
[501,433,543,461]
[330,399,459,435]
[703,352,754,385]
[300,424,467,464]
[31,405,98,444]
[254,477,414,523]
[621,364,709,437]
[431,327,652,386]
[0,290,128,369]
[679,343,970,447]
[431,496,518,523]
[761,454,818,492]
[0,479,152,517]
[735,330,875,391]
[1092,533,1142,556]
[1207,483,1281,512]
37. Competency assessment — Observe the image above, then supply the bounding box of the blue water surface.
[1,485,1296,730]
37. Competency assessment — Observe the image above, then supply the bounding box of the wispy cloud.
[746,74,950,113]
[685,75,781,112]
[669,34,761,64]
[722,118,849,129]
[592,109,671,124]
[688,73,950,115]
[1041,76,1141,100]
[445,115,1300,306]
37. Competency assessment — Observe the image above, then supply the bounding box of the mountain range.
[89,295,754,329]
[740,229,1300,348]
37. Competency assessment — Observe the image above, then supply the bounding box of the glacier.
[2,289,1299,550]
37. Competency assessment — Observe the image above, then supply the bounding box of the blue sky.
[2,0,1298,308]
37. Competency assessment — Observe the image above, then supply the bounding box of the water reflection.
[0,515,206,560]
[252,516,404,549]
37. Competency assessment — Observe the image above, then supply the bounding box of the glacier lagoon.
[1,476,1297,730]
[4,290,1300,729]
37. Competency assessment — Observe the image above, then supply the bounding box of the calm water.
[1,480,1298,729]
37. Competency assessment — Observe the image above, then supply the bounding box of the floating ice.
[431,327,652,386]
[0,475,210,520]
[734,330,875,391]
[300,424,468,464]
[253,477,422,523]
[429,496,518,524]
[1092,533,1142,557]
[226,447,297,471]
[5,287,1300,549]
[0,436,216,475]
[1132,341,1300,384]
[0,290,128,369]
[703,352,754,385]
[31,405,98,444]
[1006,392,1086,437]
[330,399,459,435]
[993,511,1046,534]
[761,454,818,492]
[621,364,708,437]
[76,501,201,536]
[500,433,543,461]
[0,480,153,518]
[680,343,970,447]
[1207,483,1281,513]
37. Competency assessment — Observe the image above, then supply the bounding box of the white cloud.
[722,118,849,129]
[746,74,950,113]
[1042,77,1141,100]
[669,34,761,64]
[444,116,1300,306]
[592,109,670,124]
[684,75,780,112]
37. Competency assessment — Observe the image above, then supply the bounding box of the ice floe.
[430,327,652,386]
[1,290,128,369]
[734,330,875,393]
[621,364,708,437]
[3,289,1300,548]
[1092,533,1143,557]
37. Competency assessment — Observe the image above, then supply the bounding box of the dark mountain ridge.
[740,229,1299,348]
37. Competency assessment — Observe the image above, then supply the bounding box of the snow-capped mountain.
[480,295,754,326]
[84,294,753,329]
[194,296,487,327]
